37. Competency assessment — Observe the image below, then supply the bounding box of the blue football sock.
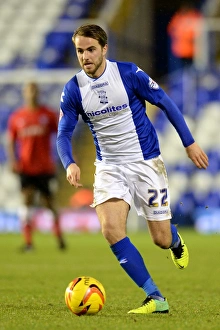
[141,278,163,298]
[170,224,180,248]
[110,237,163,298]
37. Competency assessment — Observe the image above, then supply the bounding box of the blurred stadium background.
[0,0,220,234]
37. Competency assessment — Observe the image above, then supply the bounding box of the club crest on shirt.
[97,90,108,104]
[149,77,159,90]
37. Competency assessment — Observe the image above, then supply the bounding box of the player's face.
[74,36,107,78]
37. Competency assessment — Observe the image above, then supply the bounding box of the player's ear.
[103,44,108,56]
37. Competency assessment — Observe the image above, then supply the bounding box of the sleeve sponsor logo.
[148,77,159,90]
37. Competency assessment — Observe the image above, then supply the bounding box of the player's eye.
[88,47,96,52]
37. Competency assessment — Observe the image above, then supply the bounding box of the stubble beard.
[83,55,105,78]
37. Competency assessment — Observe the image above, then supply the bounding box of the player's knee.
[102,227,115,244]
[101,226,125,245]
[152,235,171,249]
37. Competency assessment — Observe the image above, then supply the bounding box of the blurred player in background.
[167,2,203,72]
[7,82,66,251]
[57,24,208,314]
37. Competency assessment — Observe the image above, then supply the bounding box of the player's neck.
[26,101,39,110]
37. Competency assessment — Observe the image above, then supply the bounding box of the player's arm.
[157,93,194,147]
[57,113,83,188]
[130,65,194,147]
[56,86,83,188]
[157,94,208,169]
[131,66,208,169]
[6,119,19,173]
[7,135,18,172]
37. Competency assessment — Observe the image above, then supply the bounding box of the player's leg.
[147,218,173,248]
[93,162,168,314]
[126,157,188,313]
[18,174,36,251]
[39,175,66,250]
[147,219,189,270]
[95,198,128,245]
[96,197,168,313]
[130,156,189,270]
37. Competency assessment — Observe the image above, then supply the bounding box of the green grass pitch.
[0,229,220,330]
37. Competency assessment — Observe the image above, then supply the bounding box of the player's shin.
[110,236,163,298]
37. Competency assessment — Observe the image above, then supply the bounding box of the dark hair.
[72,24,107,47]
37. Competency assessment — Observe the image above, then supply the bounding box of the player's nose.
[82,50,89,60]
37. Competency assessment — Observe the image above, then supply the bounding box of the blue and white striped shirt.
[57,60,194,169]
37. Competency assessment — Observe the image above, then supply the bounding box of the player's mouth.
[84,62,93,69]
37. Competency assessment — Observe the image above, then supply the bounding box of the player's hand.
[66,163,83,188]
[185,142,209,169]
